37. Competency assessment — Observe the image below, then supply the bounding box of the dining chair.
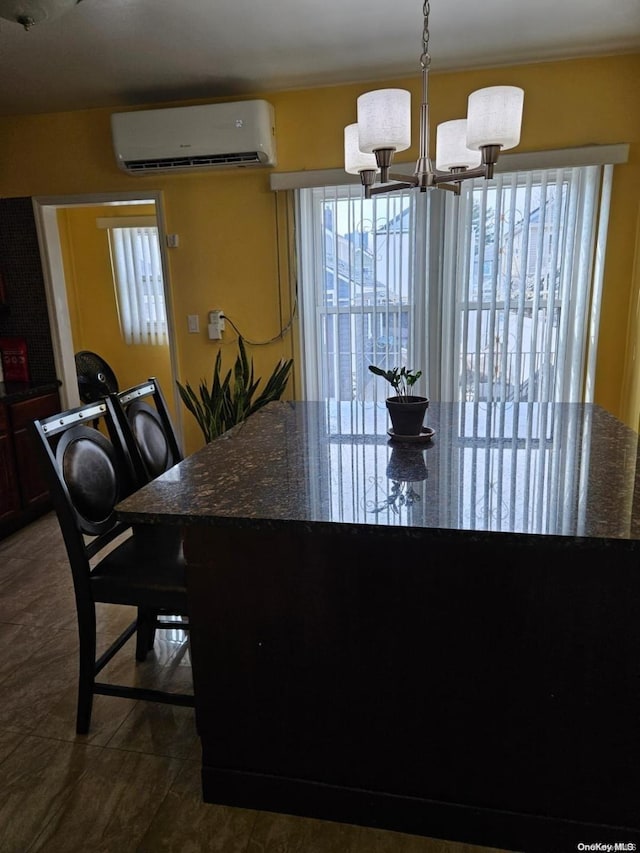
[109,377,182,487]
[30,398,192,735]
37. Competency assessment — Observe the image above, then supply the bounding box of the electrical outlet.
[208,309,224,340]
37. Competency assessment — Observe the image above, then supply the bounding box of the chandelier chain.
[420,0,431,71]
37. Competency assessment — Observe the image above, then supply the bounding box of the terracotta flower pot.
[385,395,429,435]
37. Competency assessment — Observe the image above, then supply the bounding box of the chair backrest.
[30,399,138,595]
[110,378,183,486]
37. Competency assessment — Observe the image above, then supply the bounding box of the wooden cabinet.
[0,404,21,524]
[11,392,60,508]
[0,388,60,538]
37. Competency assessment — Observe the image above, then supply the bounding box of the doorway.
[32,191,182,444]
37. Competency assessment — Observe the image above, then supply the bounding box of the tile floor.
[0,512,516,853]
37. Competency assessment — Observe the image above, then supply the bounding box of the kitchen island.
[115,400,640,852]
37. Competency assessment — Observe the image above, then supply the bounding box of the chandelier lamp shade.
[0,0,82,30]
[344,0,524,198]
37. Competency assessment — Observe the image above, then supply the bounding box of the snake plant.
[177,336,293,443]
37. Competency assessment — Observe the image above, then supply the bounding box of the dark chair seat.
[90,527,187,608]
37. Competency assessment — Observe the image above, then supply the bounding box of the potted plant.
[177,336,293,443]
[368,363,428,437]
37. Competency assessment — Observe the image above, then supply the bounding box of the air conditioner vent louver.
[124,151,264,173]
[111,100,276,175]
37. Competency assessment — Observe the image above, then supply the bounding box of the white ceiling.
[1,0,639,117]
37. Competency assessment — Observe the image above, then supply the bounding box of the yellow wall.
[0,53,638,451]
[57,204,175,418]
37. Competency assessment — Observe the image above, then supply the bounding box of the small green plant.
[177,336,293,443]
[368,364,423,399]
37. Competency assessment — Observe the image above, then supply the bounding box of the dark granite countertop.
[0,379,61,404]
[115,400,640,543]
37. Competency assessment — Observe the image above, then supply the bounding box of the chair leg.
[76,606,97,735]
[135,607,156,661]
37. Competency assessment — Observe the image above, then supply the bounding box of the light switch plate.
[187,314,199,333]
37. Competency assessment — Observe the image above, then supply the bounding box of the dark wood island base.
[185,523,640,853]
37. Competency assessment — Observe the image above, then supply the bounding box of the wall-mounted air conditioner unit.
[111,100,276,175]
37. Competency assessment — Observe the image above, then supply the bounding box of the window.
[439,166,611,406]
[295,164,612,417]
[108,226,168,345]
[296,184,421,434]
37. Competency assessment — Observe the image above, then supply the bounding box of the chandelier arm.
[431,166,488,185]
[388,172,420,183]
[368,181,417,197]
[434,182,462,195]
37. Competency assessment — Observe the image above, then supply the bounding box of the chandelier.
[344,0,524,198]
[0,0,83,30]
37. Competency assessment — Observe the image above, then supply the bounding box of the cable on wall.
[218,190,298,348]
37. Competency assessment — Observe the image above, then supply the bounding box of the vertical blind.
[108,226,167,346]
[297,163,612,412]
[439,165,612,405]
